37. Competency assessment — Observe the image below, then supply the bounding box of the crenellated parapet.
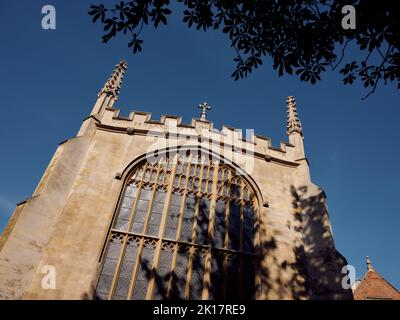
[0,60,349,301]
[97,107,302,167]
[85,60,308,171]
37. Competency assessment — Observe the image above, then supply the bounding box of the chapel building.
[0,60,352,300]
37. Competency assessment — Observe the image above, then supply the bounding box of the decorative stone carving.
[126,127,135,135]
[286,96,303,136]
[98,60,127,100]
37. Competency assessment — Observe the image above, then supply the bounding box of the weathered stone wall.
[0,120,96,299]
[0,109,352,300]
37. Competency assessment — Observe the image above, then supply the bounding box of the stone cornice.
[95,122,300,168]
[103,107,294,148]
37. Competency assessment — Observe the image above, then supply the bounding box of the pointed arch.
[118,145,265,209]
[94,146,263,300]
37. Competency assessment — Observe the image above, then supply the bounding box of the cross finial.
[366,256,374,271]
[198,102,211,121]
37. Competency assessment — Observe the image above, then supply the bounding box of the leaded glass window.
[94,153,258,300]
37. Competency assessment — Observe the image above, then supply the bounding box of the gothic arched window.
[94,153,258,300]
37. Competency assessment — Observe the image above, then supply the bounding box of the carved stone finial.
[98,59,128,100]
[366,256,374,271]
[198,102,211,121]
[126,127,135,135]
[286,96,303,136]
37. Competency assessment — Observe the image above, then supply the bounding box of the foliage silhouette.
[255,185,353,300]
[88,1,399,99]
[289,185,353,299]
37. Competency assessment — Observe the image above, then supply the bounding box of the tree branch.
[362,45,393,100]
[333,39,350,70]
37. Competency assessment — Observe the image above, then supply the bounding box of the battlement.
[86,60,307,167]
[96,107,302,166]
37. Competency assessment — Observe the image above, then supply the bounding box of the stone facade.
[0,60,352,300]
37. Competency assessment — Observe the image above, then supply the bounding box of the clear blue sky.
[0,1,399,289]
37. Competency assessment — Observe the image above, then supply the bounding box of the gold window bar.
[202,161,219,299]
[126,160,164,300]
[146,154,178,299]
[183,160,206,299]
[165,154,193,298]
[222,169,232,299]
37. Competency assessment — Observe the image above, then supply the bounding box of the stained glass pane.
[118,207,131,220]
[121,196,135,209]
[145,191,165,236]
[230,183,241,199]
[213,201,226,248]
[114,218,129,231]
[209,252,224,300]
[125,184,138,198]
[228,202,240,250]
[106,239,123,259]
[180,196,195,243]
[171,194,181,206]
[134,209,147,223]
[196,198,210,245]
[226,254,239,299]
[153,245,173,299]
[180,176,187,188]
[125,239,139,262]
[243,206,255,253]
[113,275,131,299]
[190,251,204,299]
[95,236,123,299]
[170,246,189,299]
[131,245,155,299]
[140,188,152,201]
[131,221,144,234]
[165,193,181,240]
[95,264,115,298]
[136,199,149,211]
